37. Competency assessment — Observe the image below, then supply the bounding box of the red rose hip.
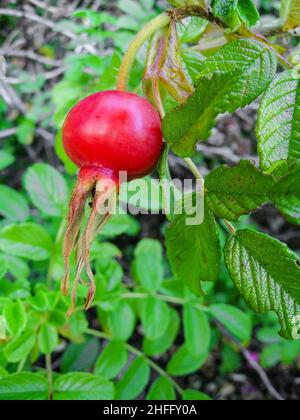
[61,90,163,314]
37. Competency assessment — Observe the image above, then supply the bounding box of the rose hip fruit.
[61,90,163,314]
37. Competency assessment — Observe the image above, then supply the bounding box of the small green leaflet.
[163,39,277,157]
[115,356,150,400]
[0,223,53,261]
[143,308,180,357]
[0,185,29,222]
[213,0,237,22]
[38,324,59,355]
[4,329,36,363]
[0,150,15,171]
[94,341,128,380]
[183,389,212,400]
[23,163,68,217]
[141,296,171,340]
[236,0,260,27]
[53,373,114,400]
[257,71,300,171]
[133,238,163,292]
[166,202,221,295]
[107,301,136,342]
[146,376,176,401]
[213,0,260,28]
[3,300,27,335]
[225,229,300,339]
[0,373,49,400]
[183,304,211,355]
[167,344,208,376]
[209,303,252,343]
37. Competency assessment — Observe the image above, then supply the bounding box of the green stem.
[46,353,53,400]
[184,158,205,185]
[117,13,171,91]
[75,291,209,313]
[86,328,184,395]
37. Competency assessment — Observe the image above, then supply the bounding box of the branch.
[28,0,59,14]
[86,328,184,396]
[0,50,62,67]
[171,6,294,70]
[216,321,285,401]
[0,127,17,139]
[170,5,227,29]
[197,144,259,165]
[0,8,77,40]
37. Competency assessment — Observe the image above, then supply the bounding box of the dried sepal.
[143,21,194,107]
[64,172,118,316]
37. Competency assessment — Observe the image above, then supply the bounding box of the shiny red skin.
[62,91,163,180]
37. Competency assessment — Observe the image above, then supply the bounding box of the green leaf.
[61,338,100,373]
[146,376,176,400]
[166,203,221,294]
[213,0,238,24]
[183,389,212,400]
[280,0,300,30]
[183,304,211,356]
[91,242,121,262]
[38,324,58,354]
[0,185,29,222]
[0,223,53,261]
[271,162,300,224]
[225,229,300,339]
[0,367,8,379]
[167,344,208,376]
[206,160,274,221]
[143,308,180,356]
[0,373,49,400]
[0,150,15,171]
[237,0,260,27]
[4,329,36,363]
[0,254,8,278]
[53,373,114,400]
[179,17,208,44]
[260,344,281,368]
[101,214,140,239]
[133,239,163,292]
[107,301,136,341]
[115,357,150,400]
[141,297,171,340]
[3,300,27,335]
[220,344,242,374]
[182,50,206,84]
[28,290,50,312]
[209,304,252,343]
[163,39,277,157]
[95,341,128,380]
[16,119,35,145]
[24,163,68,217]
[6,255,29,279]
[257,71,300,170]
